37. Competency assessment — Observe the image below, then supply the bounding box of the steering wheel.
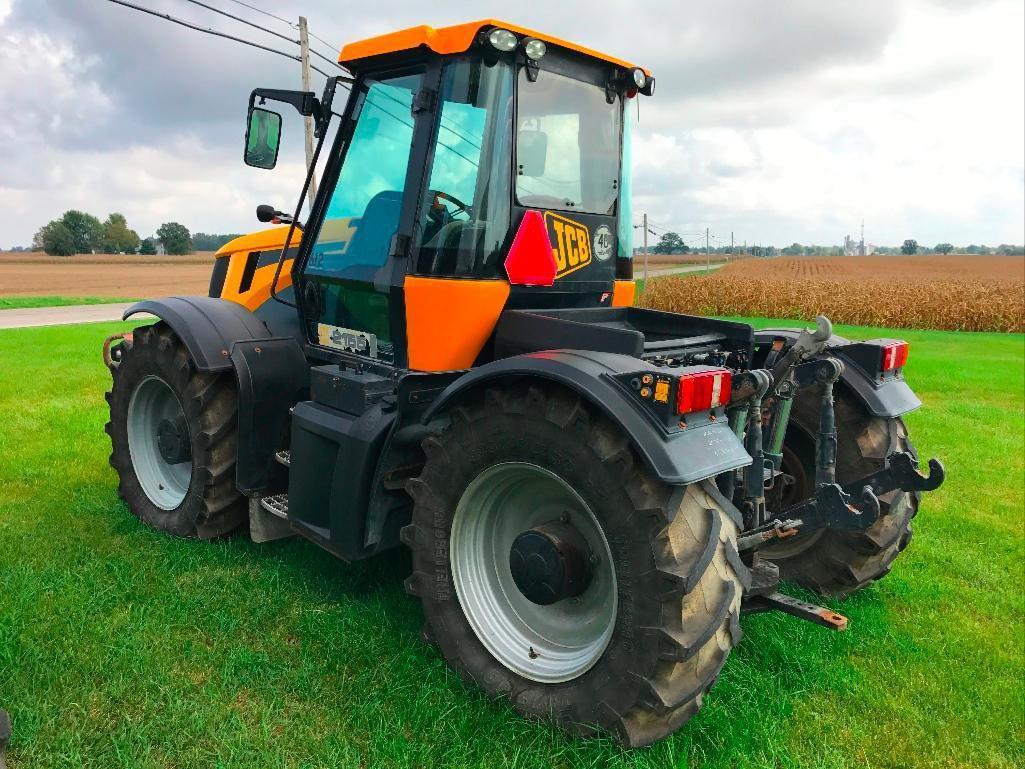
[432,190,472,218]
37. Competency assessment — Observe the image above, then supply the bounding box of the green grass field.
[0,319,1021,768]
[0,297,137,310]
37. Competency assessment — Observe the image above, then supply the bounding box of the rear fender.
[755,328,921,417]
[422,350,752,485]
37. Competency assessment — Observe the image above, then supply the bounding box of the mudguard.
[755,328,921,418]
[422,350,752,485]
[123,296,309,491]
[123,296,273,371]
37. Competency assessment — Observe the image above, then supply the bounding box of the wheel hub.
[509,522,593,605]
[156,416,191,465]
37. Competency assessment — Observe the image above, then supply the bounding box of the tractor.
[102,20,944,746]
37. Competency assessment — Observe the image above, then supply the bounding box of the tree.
[156,222,192,255]
[101,213,141,254]
[38,221,77,256]
[781,242,803,256]
[139,237,158,255]
[191,232,244,252]
[934,243,954,255]
[653,231,687,255]
[60,210,104,254]
[901,239,918,255]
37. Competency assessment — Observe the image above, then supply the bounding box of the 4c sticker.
[544,212,591,279]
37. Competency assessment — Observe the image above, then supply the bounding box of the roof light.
[488,28,518,52]
[631,68,647,89]
[523,38,547,60]
[881,341,909,371]
[676,369,732,415]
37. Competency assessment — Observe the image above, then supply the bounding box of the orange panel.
[214,226,301,257]
[340,19,648,74]
[404,276,510,372]
[611,280,636,307]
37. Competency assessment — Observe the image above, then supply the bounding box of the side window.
[414,59,513,278]
[304,71,423,364]
[308,73,422,278]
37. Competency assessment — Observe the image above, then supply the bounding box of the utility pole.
[705,227,710,271]
[298,16,318,212]
[642,212,649,284]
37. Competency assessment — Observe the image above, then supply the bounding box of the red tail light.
[881,341,909,371]
[676,369,732,414]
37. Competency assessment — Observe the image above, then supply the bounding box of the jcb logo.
[544,212,591,279]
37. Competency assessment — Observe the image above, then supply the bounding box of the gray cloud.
[0,0,1021,248]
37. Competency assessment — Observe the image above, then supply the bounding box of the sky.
[0,0,1022,250]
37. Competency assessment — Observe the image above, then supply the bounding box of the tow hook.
[102,332,132,369]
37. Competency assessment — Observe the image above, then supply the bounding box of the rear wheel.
[763,387,917,597]
[402,384,747,746]
[106,322,246,538]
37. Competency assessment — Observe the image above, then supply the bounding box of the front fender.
[123,296,272,372]
[755,328,921,418]
[423,350,752,485]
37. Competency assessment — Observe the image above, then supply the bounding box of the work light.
[488,28,518,52]
[631,67,647,89]
[523,38,547,60]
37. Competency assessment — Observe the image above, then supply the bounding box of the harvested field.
[641,255,1025,332]
[0,252,214,298]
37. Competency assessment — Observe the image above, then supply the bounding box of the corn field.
[641,256,1025,332]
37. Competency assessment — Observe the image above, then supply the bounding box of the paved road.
[0,302,150,330]
[638,262,726,279]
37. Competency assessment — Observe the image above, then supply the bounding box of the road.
[0,262,724,330]
[0,303,150,330]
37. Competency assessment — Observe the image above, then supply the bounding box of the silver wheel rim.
[450,462,617,683]
[127,375,191,510]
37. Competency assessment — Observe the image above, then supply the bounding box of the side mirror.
[517,129,548,177]
[244,107,282,170]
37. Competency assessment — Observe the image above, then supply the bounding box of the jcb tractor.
[103,20,944,746]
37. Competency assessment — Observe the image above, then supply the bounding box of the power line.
[105,0,333,77]
[222,0,294,28]
[180,0,345,72]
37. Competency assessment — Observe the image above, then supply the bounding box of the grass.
[0,319,1022,768]
[0,297,138,310]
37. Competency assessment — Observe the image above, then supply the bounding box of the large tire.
[763,386,917,597]
[402,384,748,747]
[105,322,246,539]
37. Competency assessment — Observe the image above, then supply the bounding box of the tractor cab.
[234,20,653,371]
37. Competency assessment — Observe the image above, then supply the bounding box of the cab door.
[299,69,430,367]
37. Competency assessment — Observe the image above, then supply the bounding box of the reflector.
[504,210,557,286]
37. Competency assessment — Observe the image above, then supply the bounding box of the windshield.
[515,69,622,216]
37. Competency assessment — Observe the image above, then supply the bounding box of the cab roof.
[338,19,647,73]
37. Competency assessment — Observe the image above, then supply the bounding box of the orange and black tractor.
[103,20,943,745]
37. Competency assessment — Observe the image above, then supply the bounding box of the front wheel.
[402,384,747,747]
[105,322,246,538]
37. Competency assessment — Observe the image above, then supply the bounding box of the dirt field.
[0,252,214,297]
[641,255,1025,332]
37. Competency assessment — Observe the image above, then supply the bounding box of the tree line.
[31,210,242,256]
[643,231,1024,257]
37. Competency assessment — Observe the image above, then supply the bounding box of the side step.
[249,494,294,543]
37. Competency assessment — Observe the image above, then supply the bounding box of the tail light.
[881,341,909,371]
[676,369,732,414]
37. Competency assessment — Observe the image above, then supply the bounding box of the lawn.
[0,297,137,310]
[0,319,1022,768]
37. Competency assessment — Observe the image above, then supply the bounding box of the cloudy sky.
[0,0,1022,249]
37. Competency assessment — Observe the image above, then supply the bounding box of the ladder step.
[275,450,291,467]
[259,493,289,519]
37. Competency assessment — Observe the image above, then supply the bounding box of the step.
[259,493,289,519]
[275,450,290,467]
